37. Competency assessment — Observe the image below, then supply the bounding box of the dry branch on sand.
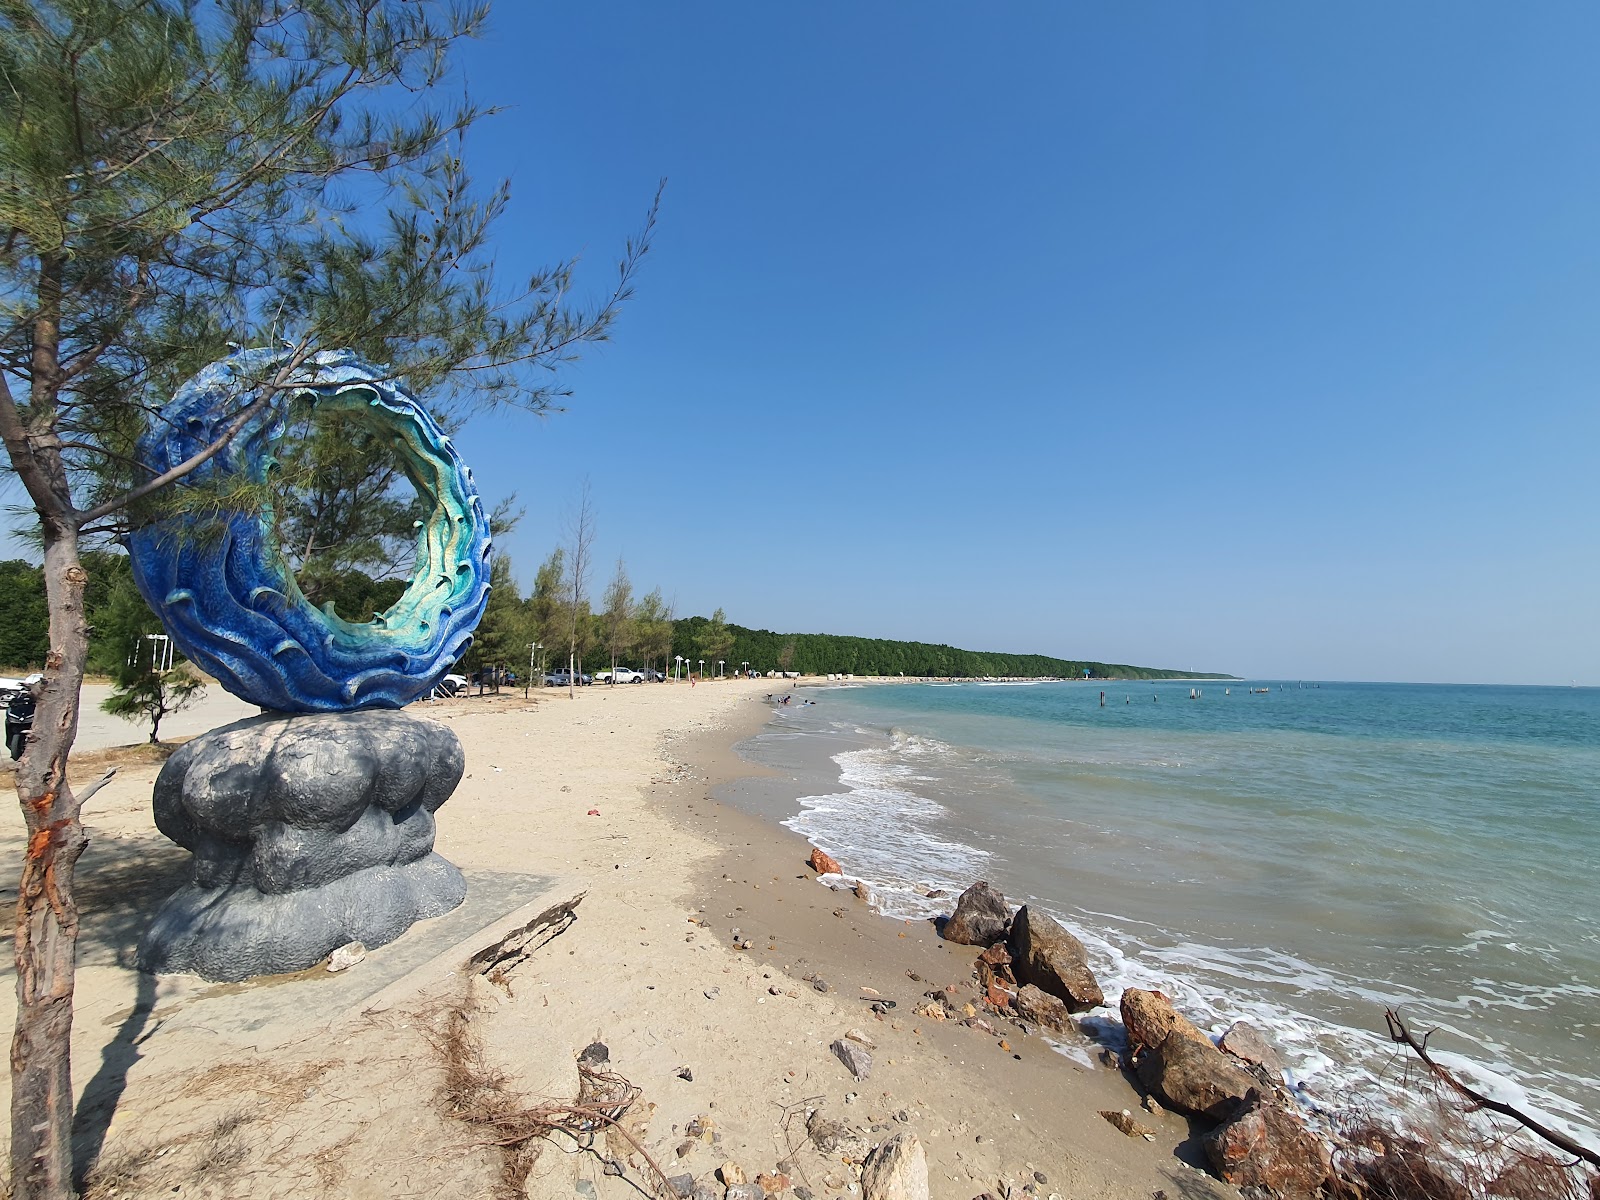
[426,992,673,1200]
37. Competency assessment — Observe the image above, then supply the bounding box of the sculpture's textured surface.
[126,348,491,713]
[137,710,468,981]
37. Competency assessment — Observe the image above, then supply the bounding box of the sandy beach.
[0,679,1232,1199]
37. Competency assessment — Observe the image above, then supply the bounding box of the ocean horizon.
[726,678,1600,1154]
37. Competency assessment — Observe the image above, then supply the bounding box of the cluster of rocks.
[1119,988,1330,1198]
[938,882,1338,1199]
[941,881,1105,1026]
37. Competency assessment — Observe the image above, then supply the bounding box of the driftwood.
[1385,1008,1599,1169]
[467,892,585,978]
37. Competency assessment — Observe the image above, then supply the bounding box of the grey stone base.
[136,709,469,982]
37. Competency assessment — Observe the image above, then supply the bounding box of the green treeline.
[669,616,1232,680]
[0,557,1230,683]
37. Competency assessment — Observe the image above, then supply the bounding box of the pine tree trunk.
[10,517,91,1200]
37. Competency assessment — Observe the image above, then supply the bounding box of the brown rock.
[1006,906,1103,1010]
[1136,1030,1259,1121]
[942,881,1011,946]
[1014,984,1073,1034]
[1099,1109,1155,1138]
[719,1162,748,1186]
[1219,1020,1285,1077]
[977,942,1012,966]
[1203,1097,1331,1198]
[809,847,842,875]
[1119,988,1210,1053]
[756,1172,792,1196]
[975,942,1017,1001]
[861,1132,930,1200]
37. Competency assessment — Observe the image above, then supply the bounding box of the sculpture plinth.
[137,710,467,981]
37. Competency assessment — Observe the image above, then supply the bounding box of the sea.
[725,679,1600,1151]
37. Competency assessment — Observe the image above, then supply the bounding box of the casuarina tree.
[0,3,657,1194]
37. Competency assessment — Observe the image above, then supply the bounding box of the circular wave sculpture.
[127,348,491,713]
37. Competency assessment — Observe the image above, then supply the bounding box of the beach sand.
[0,679,1233,1199]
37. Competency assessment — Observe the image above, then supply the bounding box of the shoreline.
[659,695,1229,1198]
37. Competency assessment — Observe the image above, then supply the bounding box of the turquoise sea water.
[735,680,1600,1147]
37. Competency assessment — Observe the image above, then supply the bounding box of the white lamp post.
[717,659,724,679]
[697,659,704,680]
[674,654,682,682]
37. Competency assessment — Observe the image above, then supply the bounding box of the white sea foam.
[783,742,992,915]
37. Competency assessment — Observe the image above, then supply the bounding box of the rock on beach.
[941,881,1011,946]
[1203,1095,1331,1198]
[1120,989,1257,1121]
[808,847,842,875]
[1007,906,1103,1010]
[1014,983,1073,1034]
[861,1132,930,1200]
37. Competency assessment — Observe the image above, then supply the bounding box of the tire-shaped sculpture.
[126,349,491,713]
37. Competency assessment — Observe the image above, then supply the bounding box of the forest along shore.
[0,680,1220,1200]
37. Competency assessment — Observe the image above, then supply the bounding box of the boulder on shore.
[1119,988,1210,1053]
[1015,983,1073,1034]
[942,881,1011,946]
[1219,1020,1285,1077]
[1203,1094,1331,1198]
[1007,906,1103,1011]
[1136,1029,1259,1121]
[808,847,842,875]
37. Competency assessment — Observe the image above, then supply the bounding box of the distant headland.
[671,615,1235,681]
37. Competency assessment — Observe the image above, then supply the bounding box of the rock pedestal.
[137,709,468,981]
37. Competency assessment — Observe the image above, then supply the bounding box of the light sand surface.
[0,680,1233,1199]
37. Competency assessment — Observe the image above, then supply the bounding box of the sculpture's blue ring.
[126,349,491,713]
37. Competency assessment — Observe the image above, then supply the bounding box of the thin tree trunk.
[11,517,91,1200]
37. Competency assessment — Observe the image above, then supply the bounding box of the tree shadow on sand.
[0,830,194,1186]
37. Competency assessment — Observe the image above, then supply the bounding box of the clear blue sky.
[15,4,1600,684]
[445,3,1599,685]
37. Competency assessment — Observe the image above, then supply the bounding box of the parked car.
[608,667,646,684]
[429,672,469,699]
[544,669,592,687]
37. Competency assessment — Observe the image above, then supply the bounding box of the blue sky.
[439,3,1598,685]
[12,4,1600,683]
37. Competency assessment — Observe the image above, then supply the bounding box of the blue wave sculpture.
[126,349,491,713]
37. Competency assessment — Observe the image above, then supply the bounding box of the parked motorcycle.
[6,687,35,761]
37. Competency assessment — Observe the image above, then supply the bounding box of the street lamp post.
[741,660,749,678]
[697,659,704,681]
[717,659,724,679]
[674,655,682,682]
